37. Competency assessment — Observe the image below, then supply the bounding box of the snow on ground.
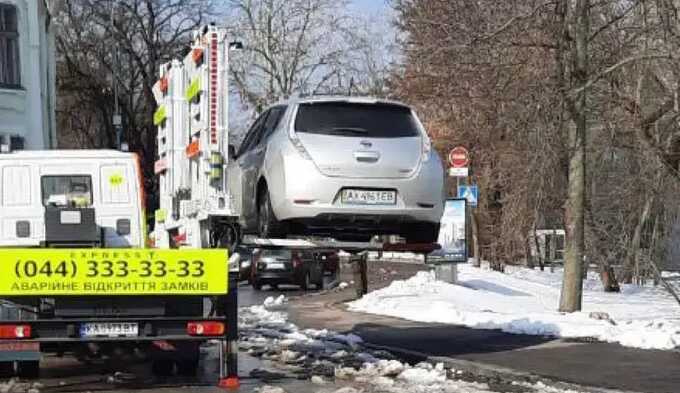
[241,296,584,393]
[348,263,680,350]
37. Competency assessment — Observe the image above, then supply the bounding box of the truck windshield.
[41,175,93,207]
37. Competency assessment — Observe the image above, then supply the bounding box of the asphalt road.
[20,280,333,393]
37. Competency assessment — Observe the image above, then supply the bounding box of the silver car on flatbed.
[227,96,445,243]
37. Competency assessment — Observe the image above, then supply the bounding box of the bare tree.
[55,0,216,209]
[226,0,380,112]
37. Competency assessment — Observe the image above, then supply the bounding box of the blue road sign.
[457,185,479,207]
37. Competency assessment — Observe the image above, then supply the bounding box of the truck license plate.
[80,322,138,337]
[341,189,396,205]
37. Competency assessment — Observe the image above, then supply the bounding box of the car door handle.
[354,151,380,163]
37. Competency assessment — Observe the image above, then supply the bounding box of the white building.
[0,0,58,150]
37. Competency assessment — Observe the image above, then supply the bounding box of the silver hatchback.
[227,97,445,243]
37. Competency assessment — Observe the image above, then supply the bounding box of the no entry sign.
[448,147,469,168]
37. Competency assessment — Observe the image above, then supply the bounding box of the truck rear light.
[0,325,31,339]
[187,322,224,336]
[292,253,302,268]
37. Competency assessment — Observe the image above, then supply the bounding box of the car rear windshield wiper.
[327,127,368,135]
[297,127,369,135]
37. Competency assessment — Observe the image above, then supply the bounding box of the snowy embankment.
[348,264,680,350]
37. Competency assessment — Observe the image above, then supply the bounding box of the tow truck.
[0,24,438,389]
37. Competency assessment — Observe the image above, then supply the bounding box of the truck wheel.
[0,362,14,377]
[151,359,174,376]
[177,357,199,376]
[252,281,263,291]
[17,361,39,379]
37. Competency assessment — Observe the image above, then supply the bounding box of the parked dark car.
[250,248,324,291]
[316,251,339,277]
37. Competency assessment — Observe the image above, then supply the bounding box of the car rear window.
[294,102,421,138]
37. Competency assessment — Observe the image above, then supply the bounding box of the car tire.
[315,277,324,290]
[405,223,440,244]
[258,187,286,238]
[301,272,311,290]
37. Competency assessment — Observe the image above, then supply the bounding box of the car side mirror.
[228,144,237,160]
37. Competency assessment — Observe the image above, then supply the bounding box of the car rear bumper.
[254,270,301,285]
[267,148,445,224]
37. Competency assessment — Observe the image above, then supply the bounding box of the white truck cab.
[0,150,145,248]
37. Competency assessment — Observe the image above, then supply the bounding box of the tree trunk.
[623,194,653,283]
[471,210,481,267]
[525,235,535,269]
[559,0,589,313]
[599,265,620,292]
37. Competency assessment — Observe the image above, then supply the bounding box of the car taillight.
[422,135,432,162]
[288,129,312,160]
[0,325,31,339]
[187,321,224,336]
[292,253,302,268]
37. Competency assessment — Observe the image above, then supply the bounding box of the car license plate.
[341,189,396,205]
[80,322,138,337]
[267,263,285,270]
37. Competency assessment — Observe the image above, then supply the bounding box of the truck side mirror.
[228,144,237,159]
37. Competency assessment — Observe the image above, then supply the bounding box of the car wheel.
[301,272,311,290]
[405,223,440,244]
[258,187,286,238]
[315,277,324,290]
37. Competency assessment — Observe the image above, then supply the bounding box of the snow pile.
[348,264,680,350]
[264,294,286,308]
[338,359,499,393]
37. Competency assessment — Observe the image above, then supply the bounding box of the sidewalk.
[288,261,680,393]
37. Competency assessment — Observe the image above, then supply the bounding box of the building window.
[0,4,20,88]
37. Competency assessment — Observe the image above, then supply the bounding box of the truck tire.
[17,361,39,378]
[252,280,263,291]
[177,355,199,376]
[152,359,174,376]
[0,362,13,378]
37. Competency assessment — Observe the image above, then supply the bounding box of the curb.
[359,341,638,393]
